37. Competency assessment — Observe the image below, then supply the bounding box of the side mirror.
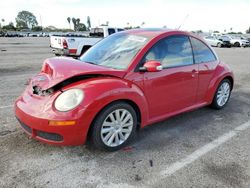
[139,61,163,72]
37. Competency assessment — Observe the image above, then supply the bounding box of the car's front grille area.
[17,117,63,142]
[17,118,32,134]
[36,131,63,141]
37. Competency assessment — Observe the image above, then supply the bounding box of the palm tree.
[76,18,80,25]
[72,17,76,31]
[141,22,145,27]
[87,16,91,30]
[76,18,80,31]
[67,17,71,29]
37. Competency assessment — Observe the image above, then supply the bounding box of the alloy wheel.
[100,109,133,147]
[216,82,230,107]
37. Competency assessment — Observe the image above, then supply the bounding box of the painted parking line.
[147,120,250,184]
[0,105,13,109]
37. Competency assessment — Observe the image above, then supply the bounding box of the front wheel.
[211,79,232,109]
[217,42,222,48]
[90,102,137,151]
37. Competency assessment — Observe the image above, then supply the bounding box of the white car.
[204,36,223,47]
[50,26,124,57]
[219,35,250,47]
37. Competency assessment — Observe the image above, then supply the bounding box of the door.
[190,37,219,103]
[142,35,198,120]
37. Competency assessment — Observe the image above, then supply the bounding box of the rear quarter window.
[190,37,217,64]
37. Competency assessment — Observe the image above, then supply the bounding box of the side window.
[89,28,104,37]
[190,37,217,63]
[144,35,193,68]
[97,28,104,37]
[108,28,116,35]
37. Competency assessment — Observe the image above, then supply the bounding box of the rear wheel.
[234,42,240,47]
[211,79,232,109]
[90,102,137,151]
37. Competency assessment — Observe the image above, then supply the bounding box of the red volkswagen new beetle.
[15,29,234,151]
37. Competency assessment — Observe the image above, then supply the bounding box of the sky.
[1,0,250,33]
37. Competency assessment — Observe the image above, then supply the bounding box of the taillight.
[62,39,68,49]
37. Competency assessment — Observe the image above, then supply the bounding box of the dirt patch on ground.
[203,161,249,187]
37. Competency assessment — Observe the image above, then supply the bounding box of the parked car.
[204,36,223,47]
[219,35,250,47]
[0,31,5,37]
[50,26,124,57]
[28,32,39,37]
[240,36,250,43]
[217,36,231,48]
[15,29,234,151]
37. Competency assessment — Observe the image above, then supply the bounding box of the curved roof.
[124,28,189,39]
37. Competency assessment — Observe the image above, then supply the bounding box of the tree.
[76,18,80,26]
[67,17,71,29]
[78,23,87,31]
[72,17,76,31]
[44,25,57,32]
[71,17,85,31]
[16,10,38,29]
[87,16,91,30]
[32,26,43,31]
[2,22,16,30]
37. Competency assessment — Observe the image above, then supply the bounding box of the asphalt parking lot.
[0,37,249,188]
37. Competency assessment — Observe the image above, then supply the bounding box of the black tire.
[234,42,240,47]
[90,102,137,151]
[210,79,232,110]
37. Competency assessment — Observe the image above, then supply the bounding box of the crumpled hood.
[31,57,127,90]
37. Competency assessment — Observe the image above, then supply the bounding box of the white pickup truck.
[50,26,124,57]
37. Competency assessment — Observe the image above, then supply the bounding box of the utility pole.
[40,15,43,32]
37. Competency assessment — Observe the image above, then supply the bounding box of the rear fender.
[205,62,234,103]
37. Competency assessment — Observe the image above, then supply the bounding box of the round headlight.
[55,89,84,112]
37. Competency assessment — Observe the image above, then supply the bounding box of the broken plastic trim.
[32,85,54,96]
[32,74,111,96]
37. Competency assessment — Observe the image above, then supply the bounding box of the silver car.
[204,36,223,47]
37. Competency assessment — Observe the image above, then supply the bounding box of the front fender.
[205,61,234,103]
[64,77,149,128]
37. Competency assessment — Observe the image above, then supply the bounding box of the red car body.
[15,29,234,146]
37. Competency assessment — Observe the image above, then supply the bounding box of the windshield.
[230,35,240,39]
[80,33,149,70]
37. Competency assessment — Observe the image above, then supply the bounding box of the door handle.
[191,69,198,78]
